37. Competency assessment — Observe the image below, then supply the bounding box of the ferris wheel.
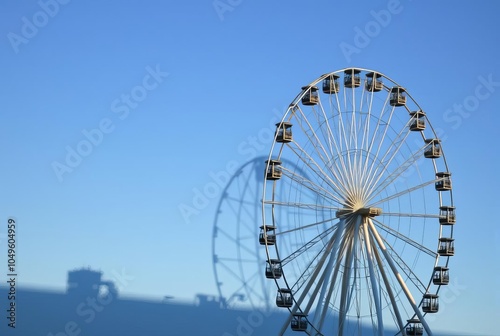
[260,68,455,336]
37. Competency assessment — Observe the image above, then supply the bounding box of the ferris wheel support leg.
[361,218,384,336]
[278,227,340,336]
[370,233,407,335]
[317,252,344,332]
[338,216,361,336]
[312,218,347,329]
[367,218,433,336]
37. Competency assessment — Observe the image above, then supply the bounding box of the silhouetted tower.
[67,268,118,298]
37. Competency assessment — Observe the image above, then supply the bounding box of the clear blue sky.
[1,1,499,335]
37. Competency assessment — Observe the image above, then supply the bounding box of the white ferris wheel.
[260,68,455,336]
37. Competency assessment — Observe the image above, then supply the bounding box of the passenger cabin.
[275,122,293,143]
[390,86,406,106]
[344,69,361,88]
[422,293,439,313]
[406,319,424,336]
[266,159,282,180]
[424,139,442,158]
[265,259,283,279]
[438,237,455,256]
[433,266,450,285]
[435,172,452,191]
[439,206,456,225]
[291,313,308,332]
[322,74,340,94]
[409,110,426,131]
[365,72,383,92]
[301,86,319,106]
[259,225,276,245]
[276,288,293,308]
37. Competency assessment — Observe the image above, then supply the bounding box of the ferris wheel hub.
[356,207,383,217]
[335,207,382,218]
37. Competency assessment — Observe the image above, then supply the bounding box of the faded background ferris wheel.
[211,156,312,311]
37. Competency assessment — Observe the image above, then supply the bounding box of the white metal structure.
[261,68,455,335]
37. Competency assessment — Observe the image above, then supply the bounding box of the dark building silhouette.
[0,268,284,336]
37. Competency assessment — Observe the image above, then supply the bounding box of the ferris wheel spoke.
[340,116,358,202]
[276,216,338,236]
[279,239,338,336]
[351,89,373,199]
[354,88,381,209]
[369,239,407,334]
[301,241,341,318]
[286,219,350,332]
[380,212,440,219]
[369,178,436,207]
[375,221,428,285]
[372,218,437,258]
[360,86,377,153]
[323,89,358,195]
[281,166,346,205]
[287,140,351,200]
[280,224,337,268]
[366,218,433,335]
[314,99,339,159]
[370,221,428,295]
[347,83,358,151]
[330,90,357,189]
[317,98,359,195]
[263,199,342,212]
[292,233,344,295]
[288,229,340,313]
[359,122,412,201]
[293,104,335,164]
[359,92,392,184]
[364,144,426,202]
